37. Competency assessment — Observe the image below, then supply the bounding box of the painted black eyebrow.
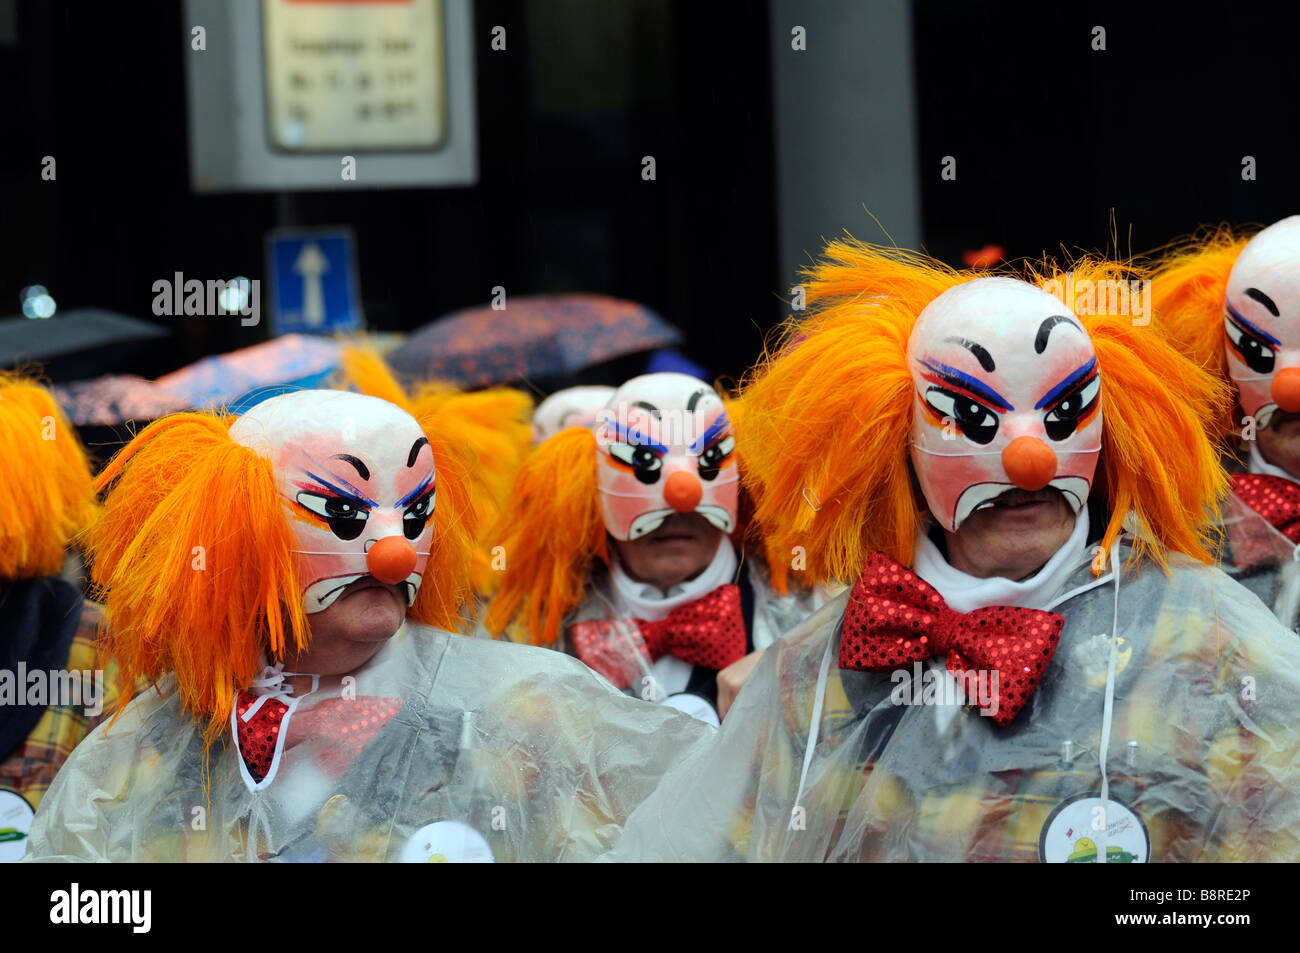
[331,454,370,481]
[633,400,661,418]
[407,436,429,468]
[686,389,710,412]
[1034,315,1080,354]
[943,337,995,372]
[1246,288,1280,317]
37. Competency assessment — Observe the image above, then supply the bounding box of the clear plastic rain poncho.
[1219,490,1300,633]
[564,554,824,720]
[25,622,714,862]
[605,540,1300,862]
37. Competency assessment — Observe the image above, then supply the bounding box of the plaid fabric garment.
[0,601,127,811]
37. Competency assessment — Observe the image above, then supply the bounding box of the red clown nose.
[1272,367,1300,414]
[664,470,703,513]
[367,536,418,585]
[1002,436,1058,491]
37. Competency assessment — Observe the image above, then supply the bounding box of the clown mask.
[594,373,739,540]
[908,277,1103,532]
[1222,215,1300,425]
[229,391,436,613]
[532,385,616,444]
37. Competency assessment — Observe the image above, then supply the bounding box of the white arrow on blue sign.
[267,228,364,336]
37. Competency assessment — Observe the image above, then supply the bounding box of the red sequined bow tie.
[234,691,404,783]
[571,584,746,689]
[1232,473,1300,547]
[839,552,1065,727]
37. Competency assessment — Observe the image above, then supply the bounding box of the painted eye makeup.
[402,488,436,540]
[1224,310,1276,375]
[1043,373,1100,441]
[296,490,369,541]
[924,387,999,445]
[608,442,664,485]
[698,433,734,481]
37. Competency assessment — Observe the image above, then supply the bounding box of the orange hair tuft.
[1149,226,1250,437]
[483,426,607,646]
[87,414,311,751]
[1028,258,1232,570]
[407,427,478,630]
[0,374,97,579]
[738,241,977,583]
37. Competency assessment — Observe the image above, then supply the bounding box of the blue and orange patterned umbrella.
[387,293,682,386]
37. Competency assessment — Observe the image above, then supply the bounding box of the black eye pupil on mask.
[325,498,354,518]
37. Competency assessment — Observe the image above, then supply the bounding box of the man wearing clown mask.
[1154,215,1300,630]
[24,390,711,862]
[606,242,1300,863]
[486,372,820,725]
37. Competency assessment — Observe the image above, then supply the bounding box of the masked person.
[0,375,128,861]
[605,242,1300,863]
[1153,215,1300,630]
[486,372,820,725]
[23,390,710,862]
[532,386,616,444]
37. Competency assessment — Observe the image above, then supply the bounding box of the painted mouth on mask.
[952,477,1089,531]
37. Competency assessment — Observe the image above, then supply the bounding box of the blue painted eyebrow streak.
[396,472,435,508]
[303,470,378,509]
[1035,358,1098,410]
[1227,302,1281,347]
[689,413,732,454]
[918,358,1014,411]
[612,422,668,454]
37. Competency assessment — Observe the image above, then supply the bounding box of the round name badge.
[400,820,494,863]
[1038,793,1150,863]
[0,789,36,863]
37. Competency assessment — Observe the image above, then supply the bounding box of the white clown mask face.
[1222,215,1300,424]
[229,391,437,614]
[908,278,1103,532]
[532,385,616,444]
[594,373,739,541]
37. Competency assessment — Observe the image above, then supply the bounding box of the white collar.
[1248,441,1300,482]
[609,537,738,621]
[911,507,1091,613]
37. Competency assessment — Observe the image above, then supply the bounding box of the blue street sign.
[266,228,364,336]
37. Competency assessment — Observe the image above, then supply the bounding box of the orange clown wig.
[738,241,1230,586]
[87,396,477,751]
[0,373,97,580]
[335,343,533,595]
[1151,219,1300,442]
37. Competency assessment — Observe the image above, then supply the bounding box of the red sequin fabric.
[571,584,746,688]
[234,693,290,782]
[839,551,1064,727]
[1231,473,1300,568]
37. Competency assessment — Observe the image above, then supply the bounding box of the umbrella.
[387,294,682,387]
[0,308,171,382]
[154,334,343,410]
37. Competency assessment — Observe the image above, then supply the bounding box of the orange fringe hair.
[739,240,1229,586]
[482,426,607,646]
[0,373,97,579]
[86,406,477,752]
[1149,225,1252,439]
[335,343,533,594]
